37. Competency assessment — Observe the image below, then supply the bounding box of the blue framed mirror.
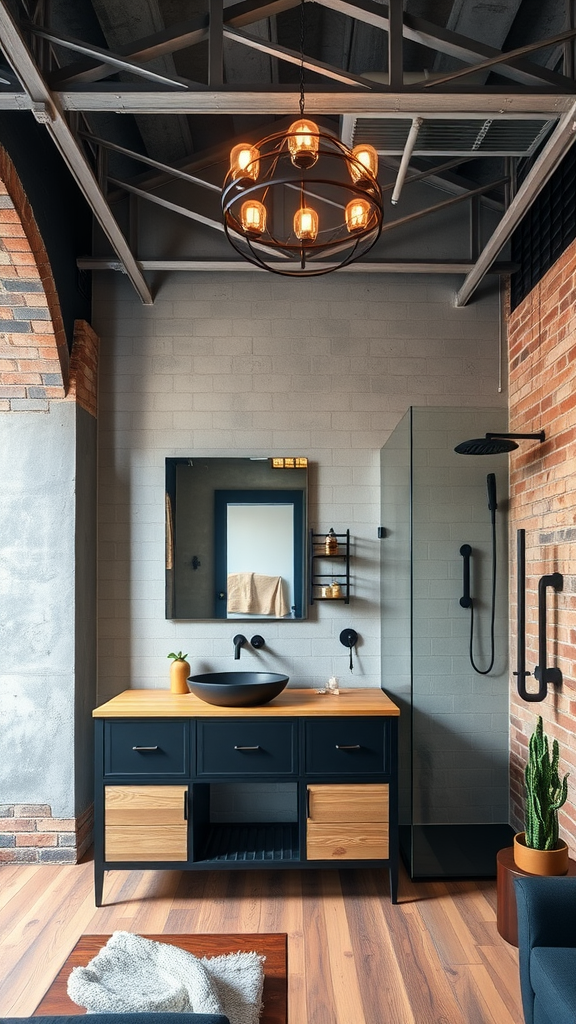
[166,457,308,620]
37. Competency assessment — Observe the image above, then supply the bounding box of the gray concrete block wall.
[0,406,77,817]
[94,271,507,704]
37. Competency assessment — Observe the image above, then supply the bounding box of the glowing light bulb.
[294,205,318,241]
[345,198,372,233]
[240,200,266,236]
[229,144,260,181]
[288,120,319,169]
[349,144,378,184]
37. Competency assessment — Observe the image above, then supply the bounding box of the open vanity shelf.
[309,529,351,604]
[93,688,399,906]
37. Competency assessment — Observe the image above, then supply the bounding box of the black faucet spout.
[233,634,247,660]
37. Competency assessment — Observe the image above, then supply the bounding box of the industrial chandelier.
[221,2,383,276]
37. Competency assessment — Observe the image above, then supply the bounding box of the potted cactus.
[513,715,569,875]
[167,651,190,694]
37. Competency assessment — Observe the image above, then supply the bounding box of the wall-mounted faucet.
[251,635,265,649]
[233,634,247,659]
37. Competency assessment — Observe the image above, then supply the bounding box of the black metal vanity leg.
[94,863,105,907]
[389,862,398,904]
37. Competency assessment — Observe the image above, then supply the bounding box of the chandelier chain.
[299,0,305,117]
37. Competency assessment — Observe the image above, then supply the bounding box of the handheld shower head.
[486,473,497,524]
[454,431,545,455]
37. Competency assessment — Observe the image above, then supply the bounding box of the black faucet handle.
[233,634,247,659]
[251,635,265,649]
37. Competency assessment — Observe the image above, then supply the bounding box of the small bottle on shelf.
[330,581,342,599]
[325,527,339,555]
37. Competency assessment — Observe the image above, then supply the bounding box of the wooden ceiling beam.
[50,87,571,116]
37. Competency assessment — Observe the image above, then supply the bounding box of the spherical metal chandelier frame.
[221,125,384,277]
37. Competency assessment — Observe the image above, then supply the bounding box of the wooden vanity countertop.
[93,687,400,719]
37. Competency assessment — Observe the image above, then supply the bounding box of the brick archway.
[0,143,69,408]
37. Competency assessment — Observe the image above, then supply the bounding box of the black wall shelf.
[309,529,351,604]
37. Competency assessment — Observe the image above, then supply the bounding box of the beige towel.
[227,572,289,616]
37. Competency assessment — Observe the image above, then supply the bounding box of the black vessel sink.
[187,671,289,707]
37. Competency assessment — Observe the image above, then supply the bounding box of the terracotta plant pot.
[170,658,190,694]
[513,831,569,876]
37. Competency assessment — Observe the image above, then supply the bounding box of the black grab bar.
[513,529,544,702]
[534,572,563,689]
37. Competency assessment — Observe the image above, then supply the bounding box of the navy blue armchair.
[514,876,576,1024]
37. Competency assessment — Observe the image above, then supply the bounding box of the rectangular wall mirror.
[166,457,308,620]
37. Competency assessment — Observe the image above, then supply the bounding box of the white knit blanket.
[67,931,265,1024]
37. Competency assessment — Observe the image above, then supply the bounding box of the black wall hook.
[340,628,359,671]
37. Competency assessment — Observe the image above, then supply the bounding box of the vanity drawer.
[306,822,389,860]
[305,718,389,775]
[197,719,297,775]
[104,720,189,777]
[308,784,389,822]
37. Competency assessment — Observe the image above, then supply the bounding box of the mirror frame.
[165,456,309,621]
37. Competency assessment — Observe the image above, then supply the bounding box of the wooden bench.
[33,933,287,1024]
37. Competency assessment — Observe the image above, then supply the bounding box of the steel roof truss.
[0,0,153,303]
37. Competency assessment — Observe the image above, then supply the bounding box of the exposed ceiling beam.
[379,156,505,211]
[44,88,572,116]
[0,0,153,304]
[78,257,518,274]
[26,23,194,89]
[108,176,224,232]
[315,0,575,90]
[223,27,371,87]
[209,0,224,87]
[80,132,222,192]
[387,0,403,92]
[108,177,287,260]
[48,0,299,88]
[456,99,576,305]
[382,177,509,234]
[425,25,576,89]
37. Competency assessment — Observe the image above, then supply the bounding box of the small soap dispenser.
[325,527,339,555]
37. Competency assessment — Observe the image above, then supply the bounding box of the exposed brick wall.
[508,237,576,854]
[69,319,99,417]
[0,803,93,864]
[0,144,69,407]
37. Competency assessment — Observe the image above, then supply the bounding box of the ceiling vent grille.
[350,118,554,157]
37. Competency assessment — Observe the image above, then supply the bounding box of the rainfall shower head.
[454,431,545,456]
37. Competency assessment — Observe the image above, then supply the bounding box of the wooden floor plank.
[0,856,526,1024]
[341,869,417,1024]
[478,944,523,1021]
[452,962,522,1024]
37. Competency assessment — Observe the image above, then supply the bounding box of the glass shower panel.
[381,407,513,878]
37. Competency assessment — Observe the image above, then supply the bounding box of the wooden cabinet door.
[306,783,389,860]
[105,785,188,862]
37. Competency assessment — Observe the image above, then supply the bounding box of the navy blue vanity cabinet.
[93,689,399,908]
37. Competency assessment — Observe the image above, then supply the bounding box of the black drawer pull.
[132,745,159,752]
[234,745,261,751]
[335,744,361,750]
